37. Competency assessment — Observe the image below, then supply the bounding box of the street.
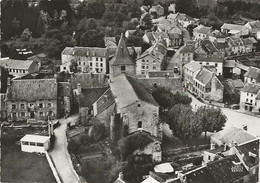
[189,93,260,137]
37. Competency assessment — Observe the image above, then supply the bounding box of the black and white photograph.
[0,0,260,182]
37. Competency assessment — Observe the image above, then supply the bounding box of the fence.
[163,144,210,156]
[45,151,62,183]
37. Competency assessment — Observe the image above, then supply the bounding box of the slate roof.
[62,47,108,57]
[110,34,135,66]
[7,79,57,101]
[95,88,115,115]
[207,155,249,183]
[70,73,108,90]
[184,61,202,72]
[79,87,109,107]
[221,23,244,31]
[179,44,195,53]
[0,59,34,70]
[241,83,260,94]
[201,40,219,53]
[195,25,212,34]
[194,54,224,63]
[244,67,260,80]
[195,68,214,86]
[138,42,167,62]
[185,166,217,183]
[211,126,256,145]
[236,139,259,168]
[223,60,236,68]
[110,74,159,109]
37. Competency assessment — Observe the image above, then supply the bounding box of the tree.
[167,104,202,144]
[21,28,32,41]
[140,13,152,30]
[196,106,227,140]
[85,1,106,19]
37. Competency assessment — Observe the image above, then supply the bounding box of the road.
[49,115,80,183]
[188,93,260,137]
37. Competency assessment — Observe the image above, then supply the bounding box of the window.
[30,142,36,146]
[247,93,249,96]
[208,156,211,160]
[21,104,25,109]
[153,60,156,64]
[48,103,52,107]
[96,63,98,67]
[100,58,103,61]
[39,112,43,116]
[12,104,16,109]
[138,104,141,107]
[206,62,209,65]
[90,62,93,66]
[96,58,98,61]
[146,66,149,69]
[153,66,156,70]
[142,59,145,63]
[121,66,126,72]
[246,99,248,102]
[23,70,25,73]
[251,94,253,97]
[16,69,18,73]
[138,121,142,129]
[21,112,25,117]
[12,112,17,117]
[37,143,44,147]
[63,67,66,70]
[250,100,252,103]
[78,61,81,65]
[142,66,145,69]
[83,62,85,66]
[215,63,218,67]
[22,141,29,145]
[100,63,103,67]
[39,103,43,108]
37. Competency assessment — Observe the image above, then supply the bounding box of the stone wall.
[138,78,182,92]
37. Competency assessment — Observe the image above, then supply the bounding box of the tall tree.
[196,106,227,140]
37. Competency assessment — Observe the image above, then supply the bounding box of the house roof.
[148,71,175,78]
[62,47,108,57]
[0,59,34,70]
[195,25,212,34]
[179,44,195,53]
[223,60,236,68]
[201,40,219,53]
[110,34,135,66]
[236,139,259,168]
[20,134,50,143]
[207,155,249,182]
[70,73,108,90]
[7,79,57,101]
[138,42,167,62]
[58,82,72,97]
[185,166,217,183]
[194,54,224,63]
[95,88,115,115]
[221,23,244,31]
[195,68,214,86]
[241,83,260,94]
[244,67,260,79]
[184,61,202,72]
[110,74,159,109]
[79,87,109,107]
[211,126,256,145]
[248,20,260,29]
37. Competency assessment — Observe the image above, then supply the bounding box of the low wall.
[45,151,62,183]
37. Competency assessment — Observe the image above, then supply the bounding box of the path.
[188,93,260,137]
[49,115,80,183]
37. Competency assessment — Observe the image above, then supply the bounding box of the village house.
[167,12,195,28]
[193,54,224,76]
[93,74,162,161]
[193,25,212,41]
[136,42,167,76]
[149,4,164,17]
[195,39,220,56]
[58,82,73,117]
[244,66,260,84]
[221,23,249,37]
[226,37,255,55]
[109,34,136,78]
[240,82,260,113]
[60,47,109,74]
[183,61,202,92]
[245,20,260,36]
[193,67,224,102]
[143,31,170,47]
[0,58,39,77]
[178,41,195,65]
[6,79,58,123]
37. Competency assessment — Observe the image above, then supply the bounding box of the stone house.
[143,31,170,47]
[183,61,202,92]
[245,20,260,36]
[240,82,260,113]
[193,67,224,102]
[226,37,255,55]
[149,4,164,17]
[195,39,220,56]
[193,25,212,41]
[193,54,224,76]
[6,79,58,123]
[178,41,195,65]
[109,34,136,78]
[58,82,73,117]
[167,12,195,28]
[0,58,39,77]
[244,67,260,84]
[221,23,249,37]
[60,47,109,74]
[136,42,167,76]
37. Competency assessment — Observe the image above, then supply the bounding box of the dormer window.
[138,104,141,107]
[138,121,142,129]
[121,66,126,72]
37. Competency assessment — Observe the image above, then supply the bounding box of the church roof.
[110,34,135,66]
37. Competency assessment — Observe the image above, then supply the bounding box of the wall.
[0,93,6,120]
[94,102,115,127]
[110,64,136,78]
[210,76,224,102]
[138,78,182,92]
[136,55,161,75]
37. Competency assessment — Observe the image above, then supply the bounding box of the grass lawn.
[1,144,56,183]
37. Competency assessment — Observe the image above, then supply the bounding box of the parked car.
[230,104,240,110]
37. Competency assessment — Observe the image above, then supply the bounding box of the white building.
[20,134,50,153]
[240,83,260,113]
[193,25,212,41]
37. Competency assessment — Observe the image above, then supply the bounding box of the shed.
[20,134,50,153]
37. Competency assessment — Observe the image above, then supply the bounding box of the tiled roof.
[201,40,219,53]
[207,155,249,182]
[62,47,108,57]
[244,67,260,80]
[195,25,212,34]
[0,59,34,70]
[185,166,217,183]
[95,88,115,115]
[70,73,108,90]
[236,139,259,168]
[211,126,256,145]
[194,54,224,63]
[7,79,57,101]
[241,83,260,94]
[184,61,202,72]
[221,23,244,31]
[110,34,135,66]
[79,87,109,107]
[195,68,214,86]
[138,42,167,62]
[179,44,195,53]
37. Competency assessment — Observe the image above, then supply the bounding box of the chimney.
[210,143,216,150]
[77,83,82,94]
[224,143,227,151]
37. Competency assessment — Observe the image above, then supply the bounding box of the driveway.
[49,115,80,183]
[188,93,260,137]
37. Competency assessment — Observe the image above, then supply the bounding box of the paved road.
[188,93,260,137]
[49,115,80,183]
